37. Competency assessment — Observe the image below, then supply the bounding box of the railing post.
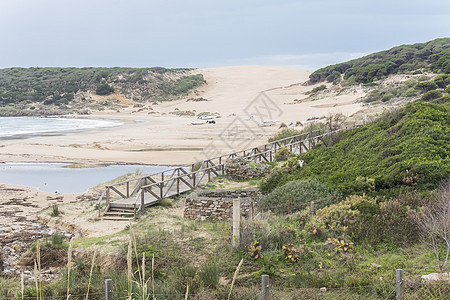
[126,182,129,198]
[261,275,269,300]
[193,172,196,187]
[207,161,211,181]
[177,168,180,195]
[105,279,113,300]
[396,269,404,300]
[106,187,110,207]
[232,198,241,247]
[141,189,145,210]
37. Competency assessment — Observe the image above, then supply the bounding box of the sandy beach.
[0,66,366,166]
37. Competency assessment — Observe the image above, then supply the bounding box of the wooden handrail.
[97,129,339,213]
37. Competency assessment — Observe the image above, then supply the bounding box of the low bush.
[421,90,443,101]
[95,83,115,95]
[303,194,421,245]
[274,147,293,161]
[311,84,327,93]
[259,179,338,215]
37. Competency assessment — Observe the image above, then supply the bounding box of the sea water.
[0,163,175,194]
[0,116,121,139]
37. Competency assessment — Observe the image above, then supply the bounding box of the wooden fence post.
[232,198,241,247]
[396,269,404,300]
[106,187,110,207]
[251,201,254,221]
[105,279,113,300]
[261,275,269,300]
[310,201,315,216]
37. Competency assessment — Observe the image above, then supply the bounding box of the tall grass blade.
[85,250,97,300]
[66,238,74,300]
[227,258,243,300]
[142,252,146,300]
[127,238,133,300]
[152,253,155,300]
[34,260,38,300]
[21,272,24,300]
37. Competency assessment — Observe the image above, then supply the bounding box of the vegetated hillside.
[0,67,205,115]
[261,99,450,197]
[310,38,450,84]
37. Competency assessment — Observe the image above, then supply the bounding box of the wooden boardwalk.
[96,129,337,219]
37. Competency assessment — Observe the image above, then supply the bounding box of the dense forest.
[310,38,450,84]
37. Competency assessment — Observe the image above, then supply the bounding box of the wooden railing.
[97,128,338,216]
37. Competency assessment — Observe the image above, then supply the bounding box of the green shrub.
[404,78,418,88]
[446,86,450,94]
[303,194,421,245]
[95,83,115,95]
[421,90,443,101]
[274,147,293,161]
[381,92,394,102]
[259,179,337,214]
[326,71,341,83]
[198,261,220,288]
[415,81,438,93]
[261,101,450,197]
[418,75,431,82]
[311,84,327,93]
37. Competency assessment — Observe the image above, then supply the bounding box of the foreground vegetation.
[1,95,449,298]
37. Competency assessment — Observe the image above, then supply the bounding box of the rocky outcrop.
[224,158,272,180]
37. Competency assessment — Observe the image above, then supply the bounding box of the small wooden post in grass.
[251,201,254,221]
[310,201,315,216]
[396,269,404,300]
[232,198,241,247]
[105,279,113,300]
[261,275,269,300]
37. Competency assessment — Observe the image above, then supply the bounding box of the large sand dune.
[0,65,366,166]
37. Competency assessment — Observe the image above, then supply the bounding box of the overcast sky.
[1,0,449,71]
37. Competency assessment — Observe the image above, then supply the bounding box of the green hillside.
[310,38,450,84]
[0,67,205,115]
[261,99,450,197]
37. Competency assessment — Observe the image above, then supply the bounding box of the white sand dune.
[0,65,366,166]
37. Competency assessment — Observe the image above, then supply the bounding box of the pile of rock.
[184,188,264,220]
[224,157,272,180]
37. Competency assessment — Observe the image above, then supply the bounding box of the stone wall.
[184,188,264,220]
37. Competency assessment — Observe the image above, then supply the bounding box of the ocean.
[0,116,121,139]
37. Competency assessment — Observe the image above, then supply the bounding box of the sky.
[0,0,449,71]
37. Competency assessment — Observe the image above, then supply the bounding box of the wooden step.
[102,216,134,221]
[103,211,135,216]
